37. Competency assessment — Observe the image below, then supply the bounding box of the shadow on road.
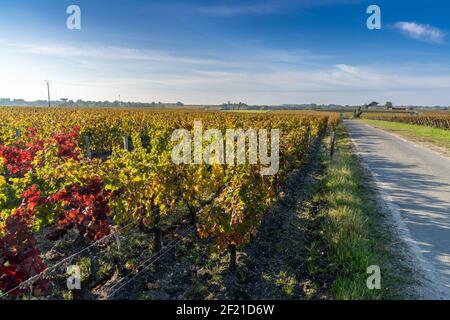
[345,121,450,291]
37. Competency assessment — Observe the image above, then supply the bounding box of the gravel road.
[344,120,450,299]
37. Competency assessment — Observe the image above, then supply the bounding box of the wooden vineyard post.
[306,126,312,144]
[153,206,162,252]
[142,125,150,148]
[330,129,336,158]
[188,204,196,228]
[223,136,238,271]
[15,129,21,140]
[229,244,237,271]
[123,136,132,151]
[123,136,129,151]
[84,135,92,159]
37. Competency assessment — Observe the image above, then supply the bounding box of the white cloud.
[335,64,360,75]
[0,39,229,67]
[198,2,278,16]
[394,22,446,44]
[0,38,333,73]
[2,37,450,105]
[196,0,362,17]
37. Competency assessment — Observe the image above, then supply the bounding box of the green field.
[363,120,450,156]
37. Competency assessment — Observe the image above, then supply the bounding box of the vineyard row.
[362,113,450,130]
[0,108,339,298]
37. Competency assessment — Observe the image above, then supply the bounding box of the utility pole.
[44,80,51,107]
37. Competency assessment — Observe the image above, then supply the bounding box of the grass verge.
[313,124,408,300]
[363,119,450,157]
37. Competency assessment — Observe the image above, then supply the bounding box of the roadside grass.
[315,125,408,300]
[363,119,450,156]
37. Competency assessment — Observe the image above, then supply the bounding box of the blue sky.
[1,0,450,105]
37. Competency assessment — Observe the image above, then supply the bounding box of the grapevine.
[0,107,336,298]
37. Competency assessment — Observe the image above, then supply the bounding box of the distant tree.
[385,101,393,109]
[367,101,379,108]
[353,106,363,118]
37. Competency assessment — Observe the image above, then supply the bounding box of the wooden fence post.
[84,135,92,159]
[229,244,237,271]
[153,206,162,252]
[123,136,130,151]
[330,130,336,158]
[307,126,312,144]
